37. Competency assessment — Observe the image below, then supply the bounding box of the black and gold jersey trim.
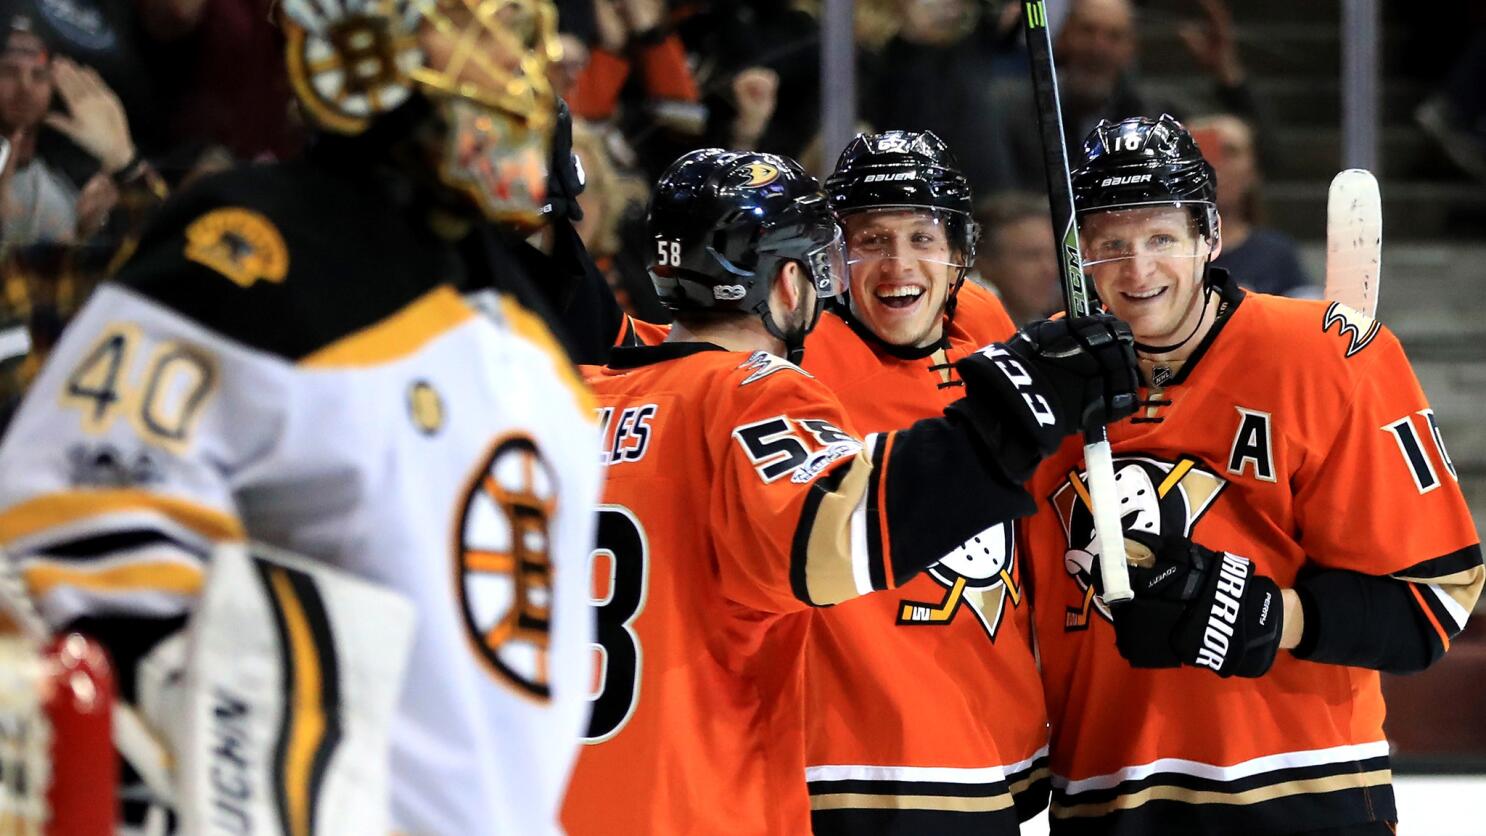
[1007,753,1052,822]
[257,558,343,836]
[808,759,1042,836]
[1049,749,1395,836]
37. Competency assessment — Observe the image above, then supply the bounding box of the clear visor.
[804,227,848,298]
[841,209,967,283]
[1077,206,1214,273]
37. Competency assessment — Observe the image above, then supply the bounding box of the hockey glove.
[1104,532,1284,678]
[952,315,1139,481]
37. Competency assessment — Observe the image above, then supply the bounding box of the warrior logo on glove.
[1052,454,1225,629]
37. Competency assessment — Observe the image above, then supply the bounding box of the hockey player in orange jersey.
[597,132,1047,834]
[799,132,1050,836]
[1021,115,1484,836]
[560,149,1140,835]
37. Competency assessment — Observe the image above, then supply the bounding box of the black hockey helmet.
[1071,114,1219,241]
[825,130,979,262]
[647,149,844,317]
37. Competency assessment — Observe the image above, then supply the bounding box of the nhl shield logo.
[455,434,558,700]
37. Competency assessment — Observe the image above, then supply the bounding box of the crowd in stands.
[1,0,1482,411]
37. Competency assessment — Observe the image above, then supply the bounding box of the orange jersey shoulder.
[953,280,1017,344]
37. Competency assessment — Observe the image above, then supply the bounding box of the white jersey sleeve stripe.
[1052,739,1391,795]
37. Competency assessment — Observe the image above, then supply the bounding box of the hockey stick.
[1022,0,1132,604]
[1324,169,1381,318]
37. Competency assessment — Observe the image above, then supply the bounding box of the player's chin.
[865,305,934,347]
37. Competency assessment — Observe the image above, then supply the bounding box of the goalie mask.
[281,0,561,228]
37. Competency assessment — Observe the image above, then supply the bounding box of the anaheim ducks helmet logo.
[455,434,559,700]
[897,522,1019,641]
[741,161,780,188]
[1052,455,1226,630]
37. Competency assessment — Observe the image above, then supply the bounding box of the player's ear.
[770,260,804,312]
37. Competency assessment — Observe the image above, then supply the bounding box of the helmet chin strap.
[1131,259,1216,356]
[761,294,823,366]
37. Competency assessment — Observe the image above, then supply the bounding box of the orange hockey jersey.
[799,282,1051,835]
[1023,282,1483,835]
[562,341,1037,835]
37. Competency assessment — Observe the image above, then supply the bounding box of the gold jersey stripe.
[267,567,329,836]
[25,560,204,598]
[497,295,597,417]
[1051,768,1394,819]
[299,286,475,368]
[1395,564,1484,623]
[810,790,1017,814]
[803,455,874,606]
[1008,765,1051,798]
[0,489,244,546]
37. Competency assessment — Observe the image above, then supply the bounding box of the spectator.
[679,0,819,164]
[1000,0,1260,162]
[153,0,301,161]
[0,238,111,432]
[1188,113,1316,297]
[0,20,74,251]
[569,119,667,322]
[1,18,144,253]
[569,0,705,177]
[3,0,176,155]
[972,190,1063,324]
[866,0,1033,195]
[1415,28,1486,183]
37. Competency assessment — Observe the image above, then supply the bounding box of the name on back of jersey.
[598,405,658,466]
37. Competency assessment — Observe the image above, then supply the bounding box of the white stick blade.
[1325,168,1382,318]
[1084,441,1132,603]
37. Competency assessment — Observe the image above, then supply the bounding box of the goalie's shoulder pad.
[112,161,456,362]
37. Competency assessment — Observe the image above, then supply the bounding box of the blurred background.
[0,0,1481,827]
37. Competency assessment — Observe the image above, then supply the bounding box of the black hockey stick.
[1022,0,1132,603]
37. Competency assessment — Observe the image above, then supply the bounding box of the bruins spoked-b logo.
[897,522,1020,641]
[455,434,559,700]
[1052,455,1226,630]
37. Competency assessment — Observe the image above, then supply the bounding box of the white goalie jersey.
[0,166,601,835]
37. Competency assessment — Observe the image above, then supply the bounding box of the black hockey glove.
[952,315,1139,481]
[1101,532,1284,678]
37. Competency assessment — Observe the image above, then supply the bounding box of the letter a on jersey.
[1227,407,1277,483]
